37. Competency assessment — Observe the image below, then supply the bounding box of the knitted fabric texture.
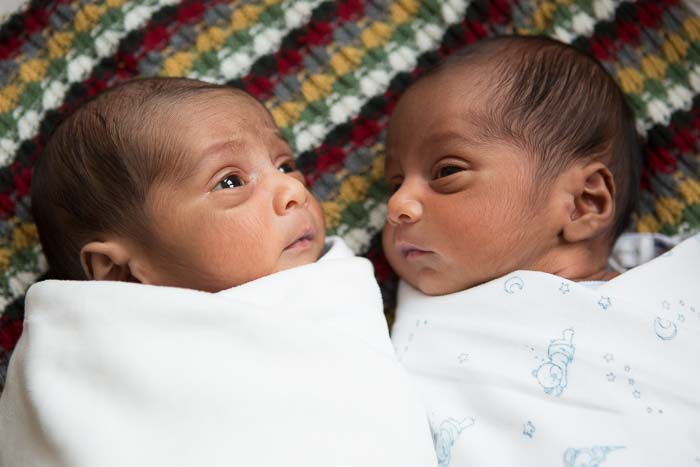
[0,0,699,391]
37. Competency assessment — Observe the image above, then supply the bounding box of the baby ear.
[561,162,616,243]
[80,241,142,282]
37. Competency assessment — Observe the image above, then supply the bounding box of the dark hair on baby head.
[31,77,248,280]
[429,35,642,241]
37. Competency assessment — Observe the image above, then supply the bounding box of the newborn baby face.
[382,73,561,295]
[142,92,325,291]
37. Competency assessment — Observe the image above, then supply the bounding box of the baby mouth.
[284,230,315,251]
[398,243,432,260]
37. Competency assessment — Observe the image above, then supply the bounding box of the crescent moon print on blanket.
[653,317,678,341]
[504,276,525,294]
[533,329,575,397]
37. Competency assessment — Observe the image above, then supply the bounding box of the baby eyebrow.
[190,140,245,177]
[272,131,292,150]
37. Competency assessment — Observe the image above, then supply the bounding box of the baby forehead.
[159,93,286,172]
[178,91,276,127]
[393,73,491,122]
[388,94,489,147]
[167,93,283,151]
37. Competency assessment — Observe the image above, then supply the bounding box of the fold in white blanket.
[0,237,436,467]
[392,234,700,467]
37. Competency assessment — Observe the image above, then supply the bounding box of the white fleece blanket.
[0,237,436,467]
[391,234,700,467]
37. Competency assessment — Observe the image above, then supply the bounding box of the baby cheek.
[381,225,397,254]
[380,227,400,271]
[311,198,326,231]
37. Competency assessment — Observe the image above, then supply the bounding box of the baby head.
[383,35,641,295]
[32,78,325,292]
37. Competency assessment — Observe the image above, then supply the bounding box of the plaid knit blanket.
[1,0,699,393]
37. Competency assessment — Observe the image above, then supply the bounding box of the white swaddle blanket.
[0,237,436,467]
[392,234,700,467]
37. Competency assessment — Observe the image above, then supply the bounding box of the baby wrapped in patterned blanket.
[382,36,700,466]
[0,78,436,467]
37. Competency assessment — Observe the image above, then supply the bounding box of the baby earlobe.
[80,241,141,282]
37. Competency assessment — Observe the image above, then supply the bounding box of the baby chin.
[276,233,326,272]
[401,265,486,296]
[397,266,446,296]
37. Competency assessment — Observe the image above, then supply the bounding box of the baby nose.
[272,172,308,215]
[386,187,422,225]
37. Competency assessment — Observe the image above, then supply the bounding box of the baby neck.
[542,239,617,282]
[566,267,619,282]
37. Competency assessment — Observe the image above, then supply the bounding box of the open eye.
[214,174,245,190]
[435,165,464,179]
[278,161,297,174]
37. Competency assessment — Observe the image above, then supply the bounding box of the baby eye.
[214,174,245,190]
[278,161,297,174]
[435,166,464,179]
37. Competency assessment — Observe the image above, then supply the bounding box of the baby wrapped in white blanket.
[0,79,436,467]
[379,37,700,466]
[1,237,436,467]
[391,234,700,466]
